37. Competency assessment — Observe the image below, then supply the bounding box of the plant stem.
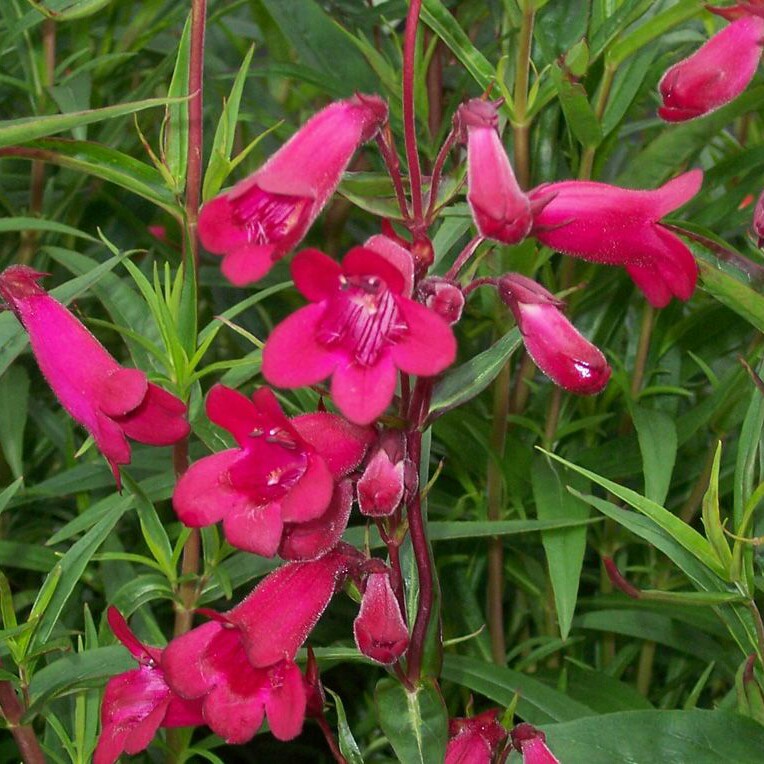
[486,361,511,665]
[376,128,411,222]
[631,303,654,399]
[578,63,616,180]
[402,0,425,226]
[425,127,457,222]
[512,2,535,189]
[0,679,45,764]
[183,0,207,267]
[316,715,348,764]
[19,18,56,266]
[444,235,484,280]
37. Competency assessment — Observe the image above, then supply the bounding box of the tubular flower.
[445,709,508,764]
[455,98,533,245]
[198,94,388,286]
[498,274,610,395]
[162,551,352,744]
[262,246,457,424]
[94,608,204,764]
[529,169,703,308]
[0,266,189,485]
[353,572,409,664]
[511,723,561,764]
[658,15,764,122]
[754,189,764,246]
[173,384,371,557]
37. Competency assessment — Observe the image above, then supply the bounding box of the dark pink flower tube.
[529,170,703,307]
[262,246,457,424]
[455,98,532,245]
[357,447,405,517]
[198,94,388,286]
[658,15,764,123]
[511,723,561,764]
[172,384,371,556]
[499,274,610,395]
[94,608,204,764]
[754,189,764,246]
[0,266,189,485]
[353,572,409,664]
[445,709,508,764]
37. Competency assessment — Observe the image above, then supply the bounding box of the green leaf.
[34,498,131,646]
[0,366,29,479]
[631,405,677,506]
[544,709,764,763]
[8,139,180,214]
[203,44,255,201]
[441,654,594,725]
[163,13,191,193]
[24,0,115,21]
[551,64,602,147]
[701,442,733,574]
[601,47,654,136]
[375,678,448,764]
[542,450,726,579]
[0,541,58,572]
[421,0,494,91]
[0,477,23,517]
[429,328,521,418]
[26,646,134,720]
[0,216,98,241]
[0,95,186,149]
[697,259,764,335]
[326,689,364,764]
[532,456,589,641]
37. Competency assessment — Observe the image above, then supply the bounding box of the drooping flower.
[162,551,352,744]
[658,15,764,122]
[511,723,561,764]
[94,608,204,764]
[262,246,457,424]
[357,431,408,517]
[353,572,409,664]
[172,384,371,557]
[198,94,388,286]
[498,274,611,395]
[0,266,189,485]
[529,169,703,307]
[455,98,533,245]
[445,709,508,764]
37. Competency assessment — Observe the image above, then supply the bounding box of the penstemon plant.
[3,1,764,763]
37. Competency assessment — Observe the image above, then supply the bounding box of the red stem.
[425,127,457,222]
[0,678,45,764]
[376,129,411,222]
[184,0,207,266]
[444,235,484,280]
[402,0,425,227]
[316,715,348,764]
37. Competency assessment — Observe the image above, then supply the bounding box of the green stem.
[631,303,654,400]
[578,62,615,180]
[511,2,535,188]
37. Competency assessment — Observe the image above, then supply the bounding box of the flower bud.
[358,448,405,517]
[353,572,409,664]
[498,274,610,395]
[418,278,465,325]
[446,709,508,764]
[754,190,764,247]
[511,723,561,764]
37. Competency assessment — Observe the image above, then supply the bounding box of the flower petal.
[331,353,398,425]
[115,383,189,446]
[262,304,338,388]
[203,681,265,744]
[97,367,147,417]
[391,298,457,377]
[291,412,373,477]
[291,248,343,301]
[279,454,334,523]
[198,194,247,254]
[221,243,277,286]
[162,621,222,700]
[205,384,259,446]
[222,499,284,556]
[172,450,243,527]
[264,661,307,741]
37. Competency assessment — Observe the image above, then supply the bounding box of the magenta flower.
[172,384,371,556]
[357,446,405,517]
[262,246,457,424]
[94,608,203,764]
[658,15,764,122]
[198,94,388,286]
[162,551,351,743]
[511,723,561,764]
[754,190,764,246]
[419,278,465,325]
[529,170,703,307]
[445,709,508,764]
[0,266,189,485]
[353,572,409,664]
[498,274,610,395]
[455,98,532,245]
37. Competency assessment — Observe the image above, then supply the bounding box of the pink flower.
[0,266,189,485]
[498,274,610,395]
[198,94,388,286]
[529,170,703,307]
[262,246,457,424]
[173,384,371,557]
[455,98,532,245]
[445,709,508,764]
[94,608,203,764]
[418,277,465,325]
[511,723,561,764]
[162,551,352,744]
[658,15,764,122]
[353,572,409,664]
